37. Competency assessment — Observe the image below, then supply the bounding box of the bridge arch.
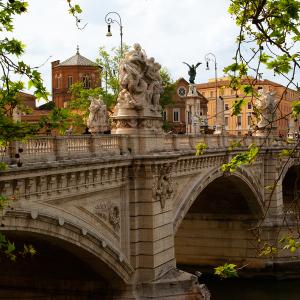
[174,166,264,232]
[1,210,133,298]
[174,166,265,269]
[281,159,300,212]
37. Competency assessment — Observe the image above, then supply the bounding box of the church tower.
[51,46,102,108]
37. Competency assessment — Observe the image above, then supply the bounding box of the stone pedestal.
[185,84,208,134]
[112,106,163,135]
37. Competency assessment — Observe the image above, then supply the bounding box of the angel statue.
[182,62,202,84]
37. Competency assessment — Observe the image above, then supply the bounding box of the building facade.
[197,77,300,136]
[162,78,188,133]
[52,47,101,108]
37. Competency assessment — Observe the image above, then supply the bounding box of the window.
[237,115,242,126]
[55,74,61,89]
[187,111,192,124]
[210,91,214,98]
[202,91,206,97]
[225,117,229,127]
[163,111,167,121]
[82,74,91,89]
[173,109,180,122]
[247,115,252,126]
[247,102,252,109]
[67,76,73,88]
[225,103,229,110]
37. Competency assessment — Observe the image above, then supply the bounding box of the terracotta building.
[163,78,208,134]
[16,92,49,124]
[163,78,189,133]
[196,77,300,136]
[52,47,102,108]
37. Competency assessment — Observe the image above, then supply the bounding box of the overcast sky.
[12,0,281,102]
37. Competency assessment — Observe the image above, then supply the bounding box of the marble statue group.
[117,43,163,112]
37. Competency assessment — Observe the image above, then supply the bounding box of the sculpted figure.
[87,96,109,133]
[116,43,163,111]
[145,57,163,110]
[182,62,202,84]
[154,165,174,209]
[254,90,277,129]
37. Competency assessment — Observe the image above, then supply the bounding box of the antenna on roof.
[76,45,80,54]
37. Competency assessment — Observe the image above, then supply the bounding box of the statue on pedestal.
[87,96,109,133]
[182,62,202,84]
[113,43,164,134]
[254,90,277,130]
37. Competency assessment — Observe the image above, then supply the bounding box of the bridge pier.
[129,158,209,299]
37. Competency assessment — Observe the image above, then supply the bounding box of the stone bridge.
[0,134,299,299]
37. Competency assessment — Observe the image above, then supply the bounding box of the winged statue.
[182,62,202,84]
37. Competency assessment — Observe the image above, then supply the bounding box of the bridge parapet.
[2,134,287,165]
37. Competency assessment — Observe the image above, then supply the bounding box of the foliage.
[231,99,246,116]
[196,142,207,156]
[95,45,129,108]
[40,108,72,135]
[280,236,300,254]
[160,68,176,109]
[0,195,8,210]
[0,1,49,146]
[222,144,259,172]
[214,263,238,279]
[259,243,278,256]
[226,0,300,118]
[68,82,103,118]
[0,233,36,261]
[278,149,293,157]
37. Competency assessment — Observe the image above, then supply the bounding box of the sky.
[11,0,277,103]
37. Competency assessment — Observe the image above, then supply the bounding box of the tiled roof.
[58,47,96,67]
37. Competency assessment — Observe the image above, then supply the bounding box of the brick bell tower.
[52,46,102,108]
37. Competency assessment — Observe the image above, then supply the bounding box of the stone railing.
[1,133,287,165]
[2,135,126,165]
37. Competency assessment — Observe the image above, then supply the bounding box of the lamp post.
[105,11,123,56]
[205,52,223,134]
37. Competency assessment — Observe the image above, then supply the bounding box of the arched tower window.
[82,74,91,89]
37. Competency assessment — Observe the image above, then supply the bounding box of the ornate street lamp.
[105,11,123,56]
[205,52,224,134]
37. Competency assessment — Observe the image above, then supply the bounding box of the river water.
[179,265,300,300]
[202,277,300,300]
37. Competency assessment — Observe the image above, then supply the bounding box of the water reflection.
[203,277,300,300]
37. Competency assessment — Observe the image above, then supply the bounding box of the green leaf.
[231,99,245,116]
[214,263,238,279]
[196,142,207,156]
[222,144,259,172]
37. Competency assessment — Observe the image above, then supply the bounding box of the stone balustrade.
[1,133,287,165]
